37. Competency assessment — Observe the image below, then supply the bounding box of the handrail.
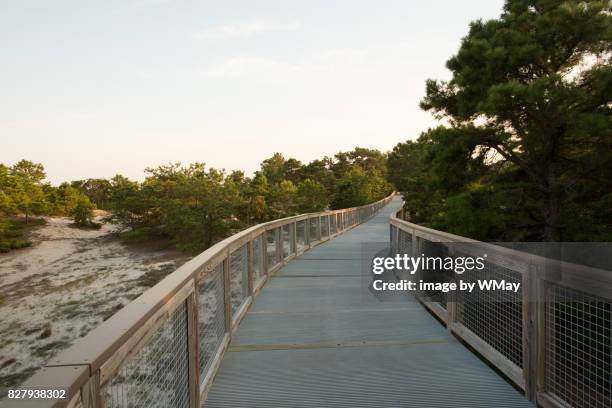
[390,205,612,408]
[3,193,395,408]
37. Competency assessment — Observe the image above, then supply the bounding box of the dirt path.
[0,218,191,390]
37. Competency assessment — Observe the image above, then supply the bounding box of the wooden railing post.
[522,263,537,402]
[446,245,458,330]
[292,222,297,254]
[263,233,269,274]
[276,227,283,263]
[186,290,200,408]
[223,257,232,331]
[534,266,548,404]
[80,370,101,408]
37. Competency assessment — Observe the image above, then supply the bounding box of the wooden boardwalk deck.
[204,198,533,407]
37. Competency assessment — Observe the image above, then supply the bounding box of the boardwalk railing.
[5,194,394,408]
[390,208,612,408]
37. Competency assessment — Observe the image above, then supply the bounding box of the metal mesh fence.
[266,229,279,270]
[198,263,226,380]
[296,221,307,251]
[252,235,265,288]
[419,240,452,307]
[103,302,189,408]
[330,214,336,234]
[282,224,291,259]
[337,213,343,231]
[455,259,523,368]
[320,216,329,239]
[230,244,248,316]
[398,229,412,256]
[309,218,319,242]
[545,285,611,408]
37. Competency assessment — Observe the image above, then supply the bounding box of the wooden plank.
[537,392,570,408]
[0,365,89,408]
[231,297,253,332]
[423,301,449,325]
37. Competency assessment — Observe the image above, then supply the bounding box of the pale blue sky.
[1,0,504,184]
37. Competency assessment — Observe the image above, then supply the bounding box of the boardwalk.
[204,198,533,407]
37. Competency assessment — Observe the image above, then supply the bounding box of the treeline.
[106,148,391,252]
[0,148,392,253]
[0,160,99,251]
[389,0,611,242]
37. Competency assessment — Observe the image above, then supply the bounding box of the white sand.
[0,217,191,389]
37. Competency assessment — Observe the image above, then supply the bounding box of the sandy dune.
[0,218,191,390]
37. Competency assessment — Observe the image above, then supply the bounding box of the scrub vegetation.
[0,148,392,254]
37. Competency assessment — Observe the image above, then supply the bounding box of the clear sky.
[1,0,505,184]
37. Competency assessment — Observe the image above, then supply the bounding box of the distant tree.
[47,183,82,215]
[267,179,298,219]
[9,160,47,223]
[71,196,96,227]
[261,153,288,185]
[332,166,388,209]
[71,179,112,209]
[136,163,243,252]
[297,159,335,196]
[107,175,148,230]
[296,179,328,212]
[245,172,269,224]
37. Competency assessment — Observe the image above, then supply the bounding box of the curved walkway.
[204,198,532,407]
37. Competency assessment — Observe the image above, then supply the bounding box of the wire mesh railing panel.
[330,214,336,234]
[545,285,611,408]
[252,235,265,287]
[266,229,279,270]
[103,302,189,408]
[230,244,248,316]
[399,229,412,256]
[198,263,226,380]
[320,216,329,238]
[309,218,319,242]
[337,214,342,231]
[282,225,291,259]
[420,240,452,308]
[396,227,403,255]
[296,220,307,251]
[455,259,523,368]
